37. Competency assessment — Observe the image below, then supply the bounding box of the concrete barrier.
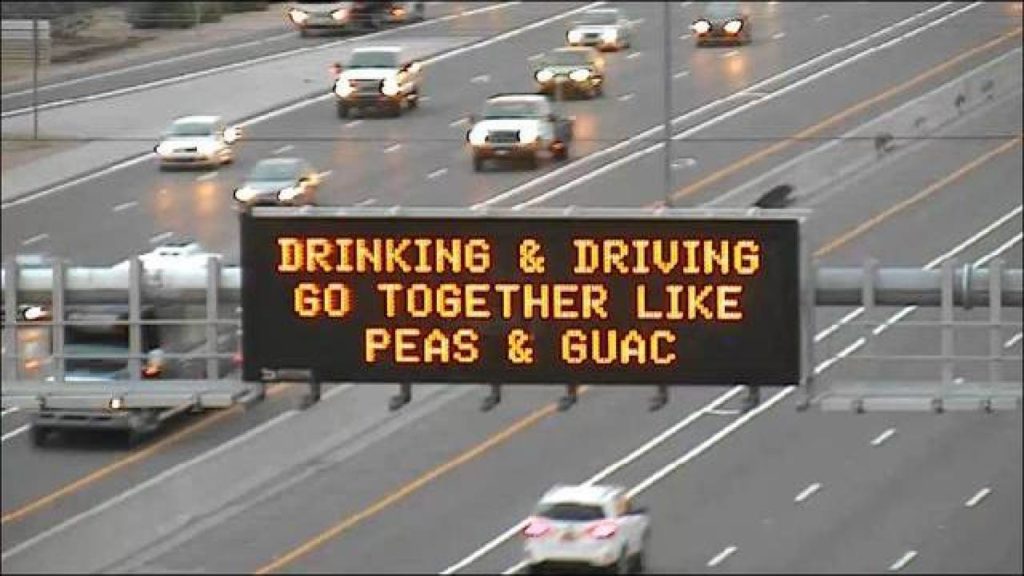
[0,19,51,64]
[711,48,1023,208]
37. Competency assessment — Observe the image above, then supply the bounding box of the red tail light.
[233,352,243,365]
[586,520,618,539]
[523,517,552,538]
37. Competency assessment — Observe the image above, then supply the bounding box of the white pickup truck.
[522,484,650,574]
[466,94,574,171]
[332,46,424,118]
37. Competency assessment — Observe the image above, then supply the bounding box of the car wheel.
[299,28,311,38]
[525,154,539,170]
[473,155,485,172]
[552,142,569,161]
[616,548,630,575]
[408,90,419,109]
[31,425,50,448]
[337,104,349,119]
[389,102,403,117]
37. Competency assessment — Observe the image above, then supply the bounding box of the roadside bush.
[222,1,268,13]
[125,2,224,29]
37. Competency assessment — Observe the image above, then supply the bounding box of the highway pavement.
[1,1,1021,573]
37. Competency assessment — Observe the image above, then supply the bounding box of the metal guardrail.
[3,256,1022,412]
[0,19,51,63]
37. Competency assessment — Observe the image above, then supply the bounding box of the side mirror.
[330,62,343,77]
[468,113,478,124]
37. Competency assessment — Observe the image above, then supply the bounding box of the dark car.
[691,2,751,46]
[233,158,320,207]
[533,47,606,100]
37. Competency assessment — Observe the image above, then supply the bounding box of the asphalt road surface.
[1,1,1021,574]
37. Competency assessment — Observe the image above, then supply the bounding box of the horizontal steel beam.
[4,260,1021,307]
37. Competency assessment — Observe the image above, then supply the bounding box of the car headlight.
[569,68,591,82]
[331,8,348,21]
[723,19,743,34]
[278,186,302,201]
[22,306,48,321]
[535,68,555,82]
[691,19,711,34]
[234,187,256,202]
[335,80,355,97]
[518,125,539,144]
[567,29,583,43]
[468,127,489,146]
[198,141,219,155]
[380,79,400,97]
[289,8,309,24]
[155,142,173,156]
[602,29,618,42]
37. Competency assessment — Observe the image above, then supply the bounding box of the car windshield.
[482,100,545,119]
[536,503,606,522]
[249,161,301,181]
[165,121,214,137]
[579,10,618,25]
[545,50,591,67]
[349,51,398,68]
[707,2,740,19]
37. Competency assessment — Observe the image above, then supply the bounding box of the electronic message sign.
[241,209,801,385]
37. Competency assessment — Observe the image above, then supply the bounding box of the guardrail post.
[797,233,816,410]
[32,18,39,140]
[989,258,1004,383]
[128,257,142,381]
[862,257,878,357]
[3,258,18,382]
[206,255,220,380]
[938,259,955,410]
[52,259,65,383]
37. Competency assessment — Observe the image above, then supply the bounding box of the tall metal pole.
[662,2,673,208]
[32,18,39,140]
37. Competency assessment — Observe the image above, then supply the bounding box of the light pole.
[662,1,673,208]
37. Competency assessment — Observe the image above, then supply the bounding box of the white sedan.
[523,484,650,574]
[154,115,240,169]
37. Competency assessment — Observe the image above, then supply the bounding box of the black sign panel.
[241,211,800,385]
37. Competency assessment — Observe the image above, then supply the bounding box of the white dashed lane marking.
[22,233,48,246]
[384,143,402,153]
[196,171,218,181]
[871,428,896,446]
[627,51,643,60]
[816,13,831,22]
[965,487,992,508]
[355,198,377,207]
[707,546,737,567]
[773,31,786,40]
[112,200,138,213]
[1005,332,1022,348]
[150,231,173,245]
[794,482,822,503]
[273,144,294,154]
[889,551,917,572]
[674,69,691,79]
[470,74,491,84]
[617,93,635,102]
[345,119,363,128]
[427,167,448,180]
[721,49,739,59]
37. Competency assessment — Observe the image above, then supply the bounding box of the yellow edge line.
[815,135,1023,257]
[0,383,288,525]
[252,385,592,575]
[671,26,1023,202]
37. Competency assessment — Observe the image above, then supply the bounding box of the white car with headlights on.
[233,158,320,208]
[466,94,573,171]
[691,1,751,46]
[523,484,650,574]
[155,116,239,169]
[287,1,357,36]
[331,46,424,117]
[534,46,606,100]
[565,7,633,51]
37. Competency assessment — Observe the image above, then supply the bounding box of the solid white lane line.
[384,143,402,153]
[21,233,48,246]
[463,208,1016,575]
[0,3,520,118]
[478,2,961,209]
[273,144,295,155]
[1005,332,1023,349]
[794,482,822,503]
[965,487,992,508]
[112,200,138,213]
[440,386,747,575]
[773,31,787,40]
[0,31,295,101]
[149,231,173,245]
[1,424,30,443]
[889,551,918,571]
[196,171,219,182]
[427,167,449,179]
[627,51,643,60]
[707,545,738,567]
[983,233,1023,265]
[871,428,897,446]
